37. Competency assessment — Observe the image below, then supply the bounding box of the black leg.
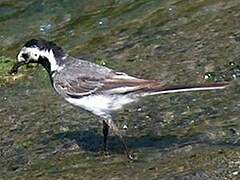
[118,134,133,160]
[103,118,134,160]
[103,120,109,153]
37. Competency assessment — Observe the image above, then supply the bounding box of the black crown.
[24,39,65,58]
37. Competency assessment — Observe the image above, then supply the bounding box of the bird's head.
[10,39,65,74]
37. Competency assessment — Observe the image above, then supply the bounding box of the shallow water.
[0,0,240,179]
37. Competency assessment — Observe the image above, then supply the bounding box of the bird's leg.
[102,120,109,155]
[103,118,133,160]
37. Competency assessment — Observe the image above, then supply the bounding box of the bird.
[10,39,229,159]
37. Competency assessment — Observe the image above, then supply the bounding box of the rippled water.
[0,0,240,179]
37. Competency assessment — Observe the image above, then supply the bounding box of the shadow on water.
[53,129,214,154]
[55,130,172,153]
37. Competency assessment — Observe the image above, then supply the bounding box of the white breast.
[65,95,136,117]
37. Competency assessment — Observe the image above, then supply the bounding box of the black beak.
[9,61,27,74]
[9,52,32,74]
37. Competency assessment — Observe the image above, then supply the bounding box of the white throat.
[40,49,60,72]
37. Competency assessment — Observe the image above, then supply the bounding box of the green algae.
[0,56,17,86]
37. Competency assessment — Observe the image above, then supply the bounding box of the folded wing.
[54,70,162,98]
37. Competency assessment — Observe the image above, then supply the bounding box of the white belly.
[66,95,136,117]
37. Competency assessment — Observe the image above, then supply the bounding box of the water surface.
[0,0,240,179]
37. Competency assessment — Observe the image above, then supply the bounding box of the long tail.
[141,82,229,97]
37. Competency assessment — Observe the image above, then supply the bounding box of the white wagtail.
[10,39,229,159]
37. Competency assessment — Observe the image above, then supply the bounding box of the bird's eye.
[34,54,38,57]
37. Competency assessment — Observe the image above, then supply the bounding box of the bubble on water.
[97,18,109,29]
[204,74,210,80]
[137,108,142,112]
[232,74,237,79]
[229,61,235,66]
[233,171,239,176]
[204,72,216,81]
[145,115,150,119]
[40,22,53,33]
[168,6,177,16]
[190,120,195,124]
[68,30,75,36]
[60,126,69,132]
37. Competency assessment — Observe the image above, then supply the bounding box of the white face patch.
[18,47,60,72]
[17,47,40,62]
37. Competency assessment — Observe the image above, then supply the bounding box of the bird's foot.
[101,149,111,158]
[125,150,136,161]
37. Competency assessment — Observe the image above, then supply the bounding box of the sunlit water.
[0,0,240,179]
